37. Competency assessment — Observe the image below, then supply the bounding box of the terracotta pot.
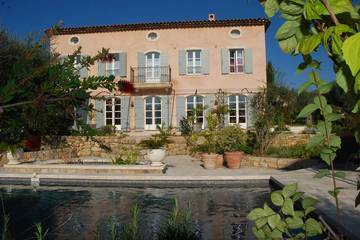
[202,153,218,170]
[216,154,224,168]
[224,151,244,169]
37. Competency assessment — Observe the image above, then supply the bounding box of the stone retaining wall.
[269,133,312,148]
[241,155,318,169]
[22,148,76,162]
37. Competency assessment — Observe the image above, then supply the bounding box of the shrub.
[217,125,248,153]
[112,148,140,165]
[179,117,193,136]
[140,124,171,149]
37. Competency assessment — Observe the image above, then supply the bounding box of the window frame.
[186,95,204,129]
[144,96,162,130]
[104,53,120,76]
[186,50,202,75]
[229,48,245,74]
[104,97,121,130]
[228,94,247,128]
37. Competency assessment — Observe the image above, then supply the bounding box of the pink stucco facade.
[50,18,268,131]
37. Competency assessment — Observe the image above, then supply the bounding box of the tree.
[0,27,132,152]
[257,0,360,238]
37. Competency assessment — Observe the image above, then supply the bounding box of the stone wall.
[22,148,76,162]
[241,155,318,169]
[269,133,312,148]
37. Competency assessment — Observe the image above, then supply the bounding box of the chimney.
[208,13,216,21]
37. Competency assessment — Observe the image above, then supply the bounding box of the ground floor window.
[105,97,121,130]
[145,96,161,130]
[186,95,204,128]
[228,95,246,127]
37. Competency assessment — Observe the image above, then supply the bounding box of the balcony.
[130,66,171,90]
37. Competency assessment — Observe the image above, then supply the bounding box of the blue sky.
[0,0,340,88]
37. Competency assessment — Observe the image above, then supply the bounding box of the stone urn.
[202,153,218,169]
[6,148,24,165]
[148,149,166,167]
[224,151,244,169]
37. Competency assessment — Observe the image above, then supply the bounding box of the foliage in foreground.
[248,183,326,239]
[259,0,360,234]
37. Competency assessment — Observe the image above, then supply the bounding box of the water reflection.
[0,182,269,240]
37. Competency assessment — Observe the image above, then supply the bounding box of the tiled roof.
[49,18,271,35]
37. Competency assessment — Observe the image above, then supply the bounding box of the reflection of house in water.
[1,184,269,239]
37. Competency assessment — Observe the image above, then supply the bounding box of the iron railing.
[130,66,171,85]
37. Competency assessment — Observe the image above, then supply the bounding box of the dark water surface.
[0,182,269,240]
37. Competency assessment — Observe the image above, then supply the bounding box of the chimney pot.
[208,13,216,21]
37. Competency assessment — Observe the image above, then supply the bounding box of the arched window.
[145,52,160,83]
[105,97,121,130]
[228,95,247,127]
[145,96,162,130]
[186,95,204,128]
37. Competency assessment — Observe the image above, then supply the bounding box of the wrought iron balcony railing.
[130,66,171,88]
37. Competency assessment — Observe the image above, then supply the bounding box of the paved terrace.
[0,155,359,238]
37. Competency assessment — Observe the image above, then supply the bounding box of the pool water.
[0,182,269,240]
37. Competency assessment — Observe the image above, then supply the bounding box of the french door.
[228,95,247,128]
[145,96,162,130]
[145,52,160,83]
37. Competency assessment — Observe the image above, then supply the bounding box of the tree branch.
[321,0,340,26]
[0,97,71,112]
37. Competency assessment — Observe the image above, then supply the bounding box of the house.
[50,14,270,132]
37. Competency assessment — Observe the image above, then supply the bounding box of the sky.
[0,0,341,88]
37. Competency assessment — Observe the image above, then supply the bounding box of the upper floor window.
[105,53,120,76]
[186,50,201,74]
[105,97,121,130]
[229,49,244,73]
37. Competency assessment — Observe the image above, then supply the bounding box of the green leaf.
[265,0,279,17]
[336,68,349,92]
[317,121,332,136]
[298,34,322,55]
[281,198,295,216]
[271,192,284,207]
[328,188,342,198]
[318,82,333,94]
[306,134,324,149]
[343,32,360,76]
[285,217,304,229]
[323,26,335,51]
[289,0,304,5]
[279,1,303,15]
[305,206,316,216]
[298,80,313,94]
[305,218,323,237]
[268,214,281,230]
[294,210,304,218]
[247,208,267,221]
[314,169,330,178]
[276,21,301,40]
[325,112,342,122]
[327,0,356,15]
[264,203,276,216]
[314,95,327,108]
[320,151,336,165]
[329,135,341,148]
[297,104,318,118]
[270,228,283,239]
[281,12,302,20]
[332,34,343,55]
[255,217,268,228]
[278,36,298,54]
[282,183,297,198]
[304,1,321,20]
[335,171,346,179]
[252,226,266,239]
[334,24,356,35]
[292,192,304,202]
[302,196,318,209]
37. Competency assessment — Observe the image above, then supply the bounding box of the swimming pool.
[0,181,269,239]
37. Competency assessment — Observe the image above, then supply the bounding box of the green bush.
[265,144,321,159]
[179,117,194,136]
[112,148,140,165]
[217,125,248,153]
[140,124,171,149]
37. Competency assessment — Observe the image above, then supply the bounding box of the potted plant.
[140,125,171,167]
[0,143,24,165]
[218,126,248,169]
